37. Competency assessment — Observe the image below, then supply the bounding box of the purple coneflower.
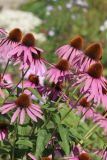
[95,148,107,160]
[27,153,52,160]
[0,93,43,124]
[100,86,107,109]
[46,59,71,83]
[76,97,95,119]
[41,156,52,160]
[75,62,107,104]
[56,35,83,65]
[29,50,46,76]
[0,122,8,141]
[37,82,63,101]
[0,28,22,59]
[83,85,107,108]
[19,74,40,89]
[9,33,45,74]
[49,82,64,101]
[94,111,107,133]
[64,146,92,160]
[73,43,102,71]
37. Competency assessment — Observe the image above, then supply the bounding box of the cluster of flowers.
[0,27,107,160]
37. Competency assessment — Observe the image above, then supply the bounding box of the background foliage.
[21,0,107,70]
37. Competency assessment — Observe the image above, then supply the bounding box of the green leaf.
[0,147,10,154]
[69,128,81,143]
[58,125,70,155]
[59,104,80,127]
[46,121,55,129]
[0,97,4,105]
[16,139,33,148]
[7,96,17,102]
[18,125,31,136]
[42,104,56,111]
[35,129,51,158]
[53,114,61,124]
[28,87,45,103]
[2,89,9,97]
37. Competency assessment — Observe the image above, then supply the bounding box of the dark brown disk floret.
[87,63,103,78]
[85,43,102,61]
[79,98,90,108]
[16,94,31,108]
[8,28,22,42]
[70,35,84,50]
[28,74,39,85]
[22,33,35,47]
[56,59,70,71]
[78,153,92,160]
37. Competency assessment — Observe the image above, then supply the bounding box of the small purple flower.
[46,5,54,12]
[48,30,55,37]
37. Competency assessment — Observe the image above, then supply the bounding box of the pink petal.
[0,103,15,111]
[11,108,20,123]
[29,107,43,119]
[26,108,37,122]
[20,108,25,124]
[1,105,16,114]
[28,153,37,160]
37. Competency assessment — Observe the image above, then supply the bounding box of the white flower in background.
[100,20,107,32]
[46,11,51,16]
[0,9,46,42]
[71,14,77,20]
[57,5,62,10]
[0,9,42,33]
[32,32,46,42]
[0,0,27,9]
[0,9,46,64]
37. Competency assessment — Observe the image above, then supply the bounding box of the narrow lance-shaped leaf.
[58,125,70,155]
[35,129,51,158]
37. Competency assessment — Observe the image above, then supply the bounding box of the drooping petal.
[20,108,25,124]
[11,108,20,123]
[26,108,37,122]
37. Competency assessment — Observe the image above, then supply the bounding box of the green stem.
[22,69,24,93]
[2,60,10,78]
[61,93,84,122]
[11,120,18,160]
